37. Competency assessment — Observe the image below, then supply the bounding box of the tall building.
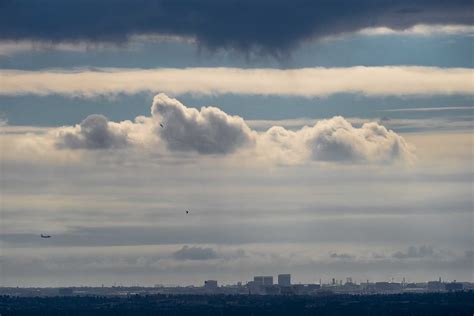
[278,274,291,286]
[263,276,273,286]
[254,276,264,285]
[254,276,273,286]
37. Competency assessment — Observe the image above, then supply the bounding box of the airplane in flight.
[40,234,51,238]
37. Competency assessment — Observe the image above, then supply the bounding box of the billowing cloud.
[305,118,413,163]
[1,67,472,98]
[151,93,255,154]
[173,246,218,261]
[55,114,130,149]
[35,94,414,164]
[260,117,414,164]
[0,0,471,54]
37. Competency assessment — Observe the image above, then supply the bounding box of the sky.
[0,0,473,287]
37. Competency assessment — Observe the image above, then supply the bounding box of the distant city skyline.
[1,272,470,298]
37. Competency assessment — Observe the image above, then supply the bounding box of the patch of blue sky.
[1,93,472,128]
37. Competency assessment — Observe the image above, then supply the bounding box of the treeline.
[0,292,473,316]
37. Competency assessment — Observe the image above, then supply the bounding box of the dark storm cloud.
[0,0,472,54]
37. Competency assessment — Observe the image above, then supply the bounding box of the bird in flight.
[160,123,164,128]
[185,210,189,214]
[40,234,51,238]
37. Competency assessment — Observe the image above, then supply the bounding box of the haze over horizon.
[0,0,473,287]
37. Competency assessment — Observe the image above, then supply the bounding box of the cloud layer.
[0,0,472,53]
[52,94,414,164]
[2,242,472,286]
[1,67,472,98]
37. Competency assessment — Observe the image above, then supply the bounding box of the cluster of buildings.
[203,274,309,295]
[200,275,469,295]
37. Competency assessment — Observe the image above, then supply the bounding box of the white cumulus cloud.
[30,94,415,165]
[151,93,256,154]
[304,117,414,163]
[259,116,414,164]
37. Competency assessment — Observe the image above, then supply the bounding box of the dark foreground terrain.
[1,292,473,316]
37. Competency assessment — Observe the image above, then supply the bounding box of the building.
[279,286,294,295]
[263,276,273,286]
[254,276,273,286]
[445,282,463,291]
[204,280,218,290]
[254,276,264,285]
[291,284,321,295]
[247,281,263,295]
[375,282,402,292]
[427,281,444,291]
[278,274,291,286]
[58,288,73,296]
[264,286,280,295]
